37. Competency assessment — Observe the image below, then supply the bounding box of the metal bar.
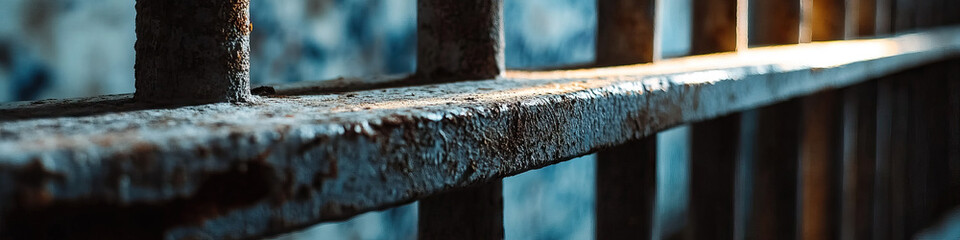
[687,0,745,239]
[927,60,955,224]
[419,181,504,240]
[2,28,960,239]
[596,0,657,66]
[845,0,860,38]
[874,75,896,240]
[900,66,927,238]
[856,0,878,37]
[949,0,960,25]
[689,114,740,240]
[750,0,804,45]
[800,91,843,240]
[415,1,505,237]
[800,1,847,239]
[912,0,938,29]
[134,0,252,104]
[875,0,893,35]
[811,0,848,41]
[691,0,743,54]
[888,72,911,240]
[949,60,960,210]
[904,57,952,236]
[892,1,952,237]
[892,0,916,32]
[873,2,912,239]
[870,53,958,239]
[747,99,802,240]
[596,139,657,240]
[840,82,878,240]
[747,1,803,239]
[416,0,504,82]
[595,0,657,238]
[936,2,960,228]
[874,61,957,239]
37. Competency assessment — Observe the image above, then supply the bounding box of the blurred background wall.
[0,0,692,239]
[0,0,599,102]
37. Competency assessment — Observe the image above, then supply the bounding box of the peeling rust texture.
[135,0,253,104]
[417,0,504,82]
[0,28,959,239]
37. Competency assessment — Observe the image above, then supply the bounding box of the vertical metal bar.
[745,1,803,239]
[749,0,803,46]
[419,182,504,239]
[856,0,877,37]
[597,139,657,240]
[596,0,657,66]
[874,0,893,35]
[134,0,252,104]
[874,76,897,240]
[948,0,960,25]
[800,91,843,240]
[416,0,504,82]
[895,1,951,237]
[888,73,910,240]
[871,2,952,238]
[905,60,952,237]
[416,2,505,238]
[930,0,946,27]
[902,67,929,238]
[892,0,916,32]
[930,60,955,224]
[919,0,960,231]
[800,1,847,240]
[689,114,741,240]
[799,0,850,228]
[747,99,802,240]
[912,0,936,28]
[871,1,897,239]
[845,0,860,38]
[878,64,930,240]
[595,1,658,239]
[856,83,879,240]
[840,82,877,240]
[949,60,960,210]
[691,0,742,54]
[687,0,745,239]
[810,0,847,41]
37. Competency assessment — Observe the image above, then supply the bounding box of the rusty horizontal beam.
[1,27,960,239]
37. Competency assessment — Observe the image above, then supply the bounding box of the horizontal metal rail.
[1,26,960,239]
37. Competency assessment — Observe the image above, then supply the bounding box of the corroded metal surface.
[135,0,253,104]
[416,0,504,82]
[593,1,656,239]
[596,0,657,65]
[1,28,960,239]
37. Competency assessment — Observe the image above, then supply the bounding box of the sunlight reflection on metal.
[503,25,960,82]
[328,32,917,113]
